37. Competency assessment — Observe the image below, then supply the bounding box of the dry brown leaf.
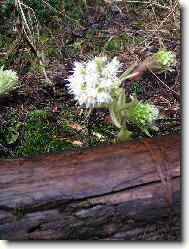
[71,140,83,147]
[67,121,83,131]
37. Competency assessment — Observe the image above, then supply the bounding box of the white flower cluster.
[67,56,122,107]
[0,67,18,96]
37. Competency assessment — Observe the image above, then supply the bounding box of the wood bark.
[0,133,180,240]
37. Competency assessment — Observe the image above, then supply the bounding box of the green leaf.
[141,127,151,137]
[119,61,138,82]
[6,122,21,144]
[109,105,121,128]
[118,88,126,108]
[6,132,19,144]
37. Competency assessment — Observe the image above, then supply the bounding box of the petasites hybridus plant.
[67,56,122,108]
[153,48,176,71]
[0,67,19,97]
[126,95,159,136]
[67,49,175,141]
[132,48,176,81]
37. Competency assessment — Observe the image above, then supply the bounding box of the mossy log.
[0,133,180,240]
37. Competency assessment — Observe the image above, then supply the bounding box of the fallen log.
[0,133,180,240]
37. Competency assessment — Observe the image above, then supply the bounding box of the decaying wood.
[0,133,180,240]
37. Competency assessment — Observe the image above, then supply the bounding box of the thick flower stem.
[109,89,132,141]
[117,121,132,141]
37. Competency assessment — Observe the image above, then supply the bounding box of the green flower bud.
[95,56,107,72]
[127,96,159,136]
[153,48,175,70]
[0,66,19,96]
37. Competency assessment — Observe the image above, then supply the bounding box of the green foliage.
[19,0,62,24]
[131,82,145,97]
[0,113,21,156]
[28,109,47,119]
[64,0,85,23]
[0,49,20,70]
[0,0,14,17]
[1,105,118,157]
[61,104,116,146]
[173,29,180,39]
[0,35,5,48]
[16,110,76,156]
[106,35,143,53]
[6,123,21,145]
[11,0,85,26]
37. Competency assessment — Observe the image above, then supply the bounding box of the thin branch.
[150,70,180,101]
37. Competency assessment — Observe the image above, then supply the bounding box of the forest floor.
[0,0,180,158]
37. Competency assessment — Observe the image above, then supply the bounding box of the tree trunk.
[0,133,180,240]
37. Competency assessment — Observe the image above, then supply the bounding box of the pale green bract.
[0,67,19,97]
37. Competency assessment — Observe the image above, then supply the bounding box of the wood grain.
[0,133,180,240]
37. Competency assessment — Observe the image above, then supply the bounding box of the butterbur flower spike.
[153,48,176,71]
[0,66,19,97]
[67,56,122,108]
[126,95,159,136]
[67,55,162,141]
[131,48,176,81]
